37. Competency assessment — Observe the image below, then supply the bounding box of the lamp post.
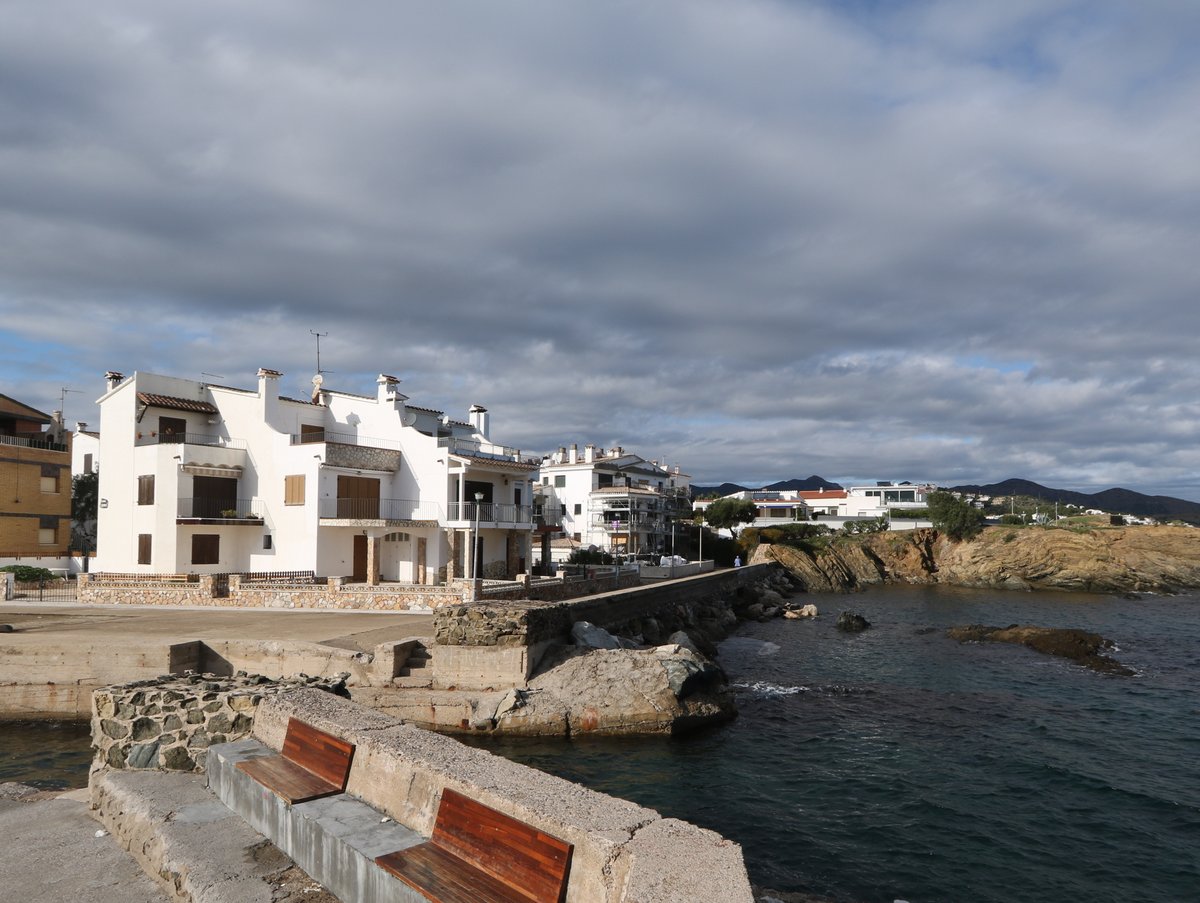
[472,491,484,581]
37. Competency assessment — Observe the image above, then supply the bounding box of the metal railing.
[177,498,261,519]
[446,501,533,524]
[318,497,442,521]
[0,432,68,452]
[135,432,246,448]
[534,504,562,528]
[290,429,401,451]
[437,436,530,462]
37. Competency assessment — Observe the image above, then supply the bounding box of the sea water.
[5,585,1199,901]
[470,585,1200,903]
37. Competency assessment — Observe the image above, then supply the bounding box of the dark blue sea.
[5,585,1198,901]
[473,586,1200,903]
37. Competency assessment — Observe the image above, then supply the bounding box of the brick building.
[0,394,72,557]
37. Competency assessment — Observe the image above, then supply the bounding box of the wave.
[733,681,869,698]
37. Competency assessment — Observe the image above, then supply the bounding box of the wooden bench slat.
[237,755,342,804]
[377,843,532,903]
[375,789,572,903]
[236,719,355,805]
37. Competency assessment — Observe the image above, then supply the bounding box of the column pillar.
[416,536,427,585]
[367,536,382,586]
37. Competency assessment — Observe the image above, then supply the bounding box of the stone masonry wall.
[91,672,347,774]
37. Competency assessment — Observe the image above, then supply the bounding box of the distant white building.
[93,369,538,583]
[72,422,100,475]
[534,444,691,562]
[694,481,933,526]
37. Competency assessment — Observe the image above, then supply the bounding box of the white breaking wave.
[733,680,805,697]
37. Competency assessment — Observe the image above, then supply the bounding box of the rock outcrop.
[762,526,1200,595]
[946,625,1135,676]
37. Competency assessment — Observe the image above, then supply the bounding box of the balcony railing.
[135,432,246,449]
[534,504,562,528]
[290,429,401,451]
[0,432,68,452]
[446,501,533,524]
[318,497,442,521]
[177,498,261,519]
[437,437,530,462]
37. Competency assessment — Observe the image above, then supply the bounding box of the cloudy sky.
[3,1,1199,497]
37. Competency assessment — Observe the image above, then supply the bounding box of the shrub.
[0,565,58,583]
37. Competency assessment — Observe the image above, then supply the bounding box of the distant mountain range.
[692,475,1200,524]
[949,478,1200,525]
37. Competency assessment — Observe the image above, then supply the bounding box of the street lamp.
[472,491,484,580]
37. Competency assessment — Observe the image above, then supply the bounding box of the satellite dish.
[312,373,324,387]
[402,411,417,426]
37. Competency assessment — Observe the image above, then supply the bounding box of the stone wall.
[91,672,347,773]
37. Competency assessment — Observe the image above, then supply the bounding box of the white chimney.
[469,404,490,438]
[75,422,88,433]
[257,368,281,422]
[105,371,124,392]
[569,444,578,464]
[584,444,595,463]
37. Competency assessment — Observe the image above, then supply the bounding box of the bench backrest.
[432,788,573,903]
[281,718,355,789]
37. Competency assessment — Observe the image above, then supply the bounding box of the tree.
[71,470,99,550]
[702,497,758,538]
[926,491,986,541]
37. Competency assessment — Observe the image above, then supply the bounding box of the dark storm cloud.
[2,1,1200,496]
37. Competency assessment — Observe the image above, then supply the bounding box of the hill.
[950,478,1200,525]
[691,475,842,498]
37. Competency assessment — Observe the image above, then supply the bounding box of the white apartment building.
[535,444,691,561]
[93,369,538,583]
[696,482,933,525]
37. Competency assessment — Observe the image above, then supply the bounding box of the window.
[137,474,155,505]
[191,534,219,565]
[554,475,566,488]
[138,534,152,565]
[263,534,273,550]
[573,503,582,515]
[38,516,56,545]
[572,533,581,542]
[541,477,549,486]
[84,453,93,473]
[284,474,306,505]
[40,464,60,494]
[560,504,567,516]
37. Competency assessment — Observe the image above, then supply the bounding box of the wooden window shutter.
[138,534,152,565]
[191,534,219,565]
[138,474,155,505]
[284,474,306,505]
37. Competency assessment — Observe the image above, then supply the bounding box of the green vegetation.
[702,497,758,538]
[566,548,613,565]
[0,564,60,583]
[926,491,986,541]
[843,516,889,535]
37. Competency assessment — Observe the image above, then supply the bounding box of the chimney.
[584,444,595,463]
[75,422,88,433]
[378,374,406,404]
[105,371,124,392]
[257,368,282,422]
[469,404,490,438]
[569,444,578,464]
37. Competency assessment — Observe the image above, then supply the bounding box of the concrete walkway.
[0,785,169,903]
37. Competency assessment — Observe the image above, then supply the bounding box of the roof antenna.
[310,329,329,376]
[58,386,79,421]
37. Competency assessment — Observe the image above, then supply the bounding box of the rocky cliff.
[757,525,1200,594]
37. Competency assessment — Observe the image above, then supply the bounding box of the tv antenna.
[59,386,79,418]
[310,330,331,376]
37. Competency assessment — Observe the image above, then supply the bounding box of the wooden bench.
[375,788,573,903]
[236,718,355,804]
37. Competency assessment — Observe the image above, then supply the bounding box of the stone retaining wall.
[91,672,347,773]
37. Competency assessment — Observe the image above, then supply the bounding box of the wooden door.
[337,475,380,519]
[159,416,187,443]
[352,534,368,582]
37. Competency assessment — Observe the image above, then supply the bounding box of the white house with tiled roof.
[93,369,538,584]
[695,482,932,526]
[534,444,691,561]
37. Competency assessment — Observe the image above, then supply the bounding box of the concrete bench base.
[208,739,430,903]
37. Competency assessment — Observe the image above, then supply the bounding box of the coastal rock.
[836,611,871,632]
[570,621,622,650]
[946,624,1135,676]
[766,525,1200,595]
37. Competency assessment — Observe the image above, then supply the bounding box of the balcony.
[437,437,535,464]
[0,432,68,453]
[135,432,247,449]
[446,501,533,528]
[177,498,263,524]
[318,497,441,526]
[292,429,402,471]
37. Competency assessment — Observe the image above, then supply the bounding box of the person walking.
[733,555,742,568]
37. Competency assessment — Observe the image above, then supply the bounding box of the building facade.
[535,444,691,561]
[0,394,72,558]
[93,369,537,583]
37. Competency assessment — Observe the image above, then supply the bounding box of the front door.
[352,534,368,582]
[193,475,238,518]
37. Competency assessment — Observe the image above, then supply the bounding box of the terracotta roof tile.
[136,392,218,414]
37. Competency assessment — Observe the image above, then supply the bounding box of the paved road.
[0,603,435,652]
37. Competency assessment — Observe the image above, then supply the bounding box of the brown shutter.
[138,534,152,564]
[285,474,306,505]
[138,474,155,505]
